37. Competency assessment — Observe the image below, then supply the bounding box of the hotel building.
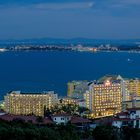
[84,75,123,118]
[4,91,58,117]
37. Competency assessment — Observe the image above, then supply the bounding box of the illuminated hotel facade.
[84,75,124,118]
[4,91,58,117]
[125,78,140,100]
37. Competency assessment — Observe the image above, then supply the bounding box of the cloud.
[90,0,140,17]
[0,1,95,11]
[121,0,140,5]
[29,2,95,10]
[0,0,139,17]
[0,0,94,6]
[109,0,140,9]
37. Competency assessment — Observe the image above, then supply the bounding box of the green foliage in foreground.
[93,125,140,140]
[2,119,140,140]
[0,119,80,140]
[93,125,120,140]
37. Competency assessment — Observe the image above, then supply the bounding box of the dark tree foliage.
[93,125,140,140]
[93,125,119,140]
[122,126,140,140]
[2,120,140,140]
[36,116,44,123]
[0,120,80,140]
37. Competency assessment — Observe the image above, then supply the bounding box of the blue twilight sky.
[0,0,140,39]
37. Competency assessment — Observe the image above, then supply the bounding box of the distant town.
[1,43,140,53]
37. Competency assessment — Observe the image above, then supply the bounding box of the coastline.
[1,47,140,54]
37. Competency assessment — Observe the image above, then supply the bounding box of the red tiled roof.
[70,116,91,124]
[0,114,53,124]
[112,118,131,121]
[127,108,140,111]
[94,117,113,123]
[0,114,14,121]
[117,112,128,116]
[44,117,53,124]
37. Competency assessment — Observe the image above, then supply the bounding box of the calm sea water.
[0,51,140,100]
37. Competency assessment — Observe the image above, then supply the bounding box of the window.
[61,118,64,120]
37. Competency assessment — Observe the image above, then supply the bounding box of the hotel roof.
[8,91,57,95]
[98,75,122,83]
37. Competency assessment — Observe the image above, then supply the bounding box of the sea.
[0,51,140,100]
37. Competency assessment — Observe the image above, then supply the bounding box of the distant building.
[84,75,123,118]
[4,91,58,117]
[122,99,140,110]
[0,100,5,110]
[60,98,77,106]
[67,81,92,99]
[124,78,140,100]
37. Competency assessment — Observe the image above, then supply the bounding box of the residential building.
[112,108,140,128]
[52,113,71,124]
[4,91,58,117]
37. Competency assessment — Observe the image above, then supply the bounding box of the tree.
[93,125,119,140]
[44,107,52,117]
[36,116,43,123]
[121,126,140,140]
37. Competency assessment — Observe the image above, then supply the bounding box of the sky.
[0,0,140,39]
